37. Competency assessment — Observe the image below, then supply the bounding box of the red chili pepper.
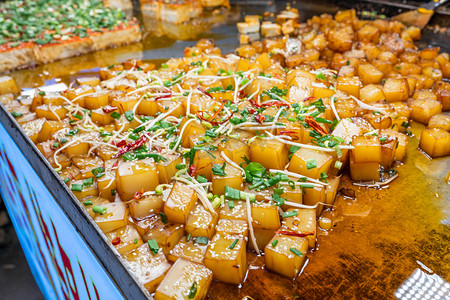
[238,90,246,98]
[305,116,327,136]
[133,188,145,200]
[275,230,315,237]
[254,114,266,124]
[155,92,172,101]
[249,99,261,108]
[279,130,297,135]
[247,108,256,114]
[111,159,119,169]
[198,87,212,99]
[303,96,316,102]
[154,145,162,152]
[261,101,290,108]
[189,165,196,176]
[114,135,148,158]
[102,105,118,113]
[112,237,121,246]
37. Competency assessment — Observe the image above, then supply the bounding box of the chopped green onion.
[194,236,208,245]
[290,247,303,257]
[82,200,93,206]
[124,110,134,122]
[148,239,159,254]
[186,233,192,242]
[83,177,93,187]
[196,175,208,183]
[271,239,278,247]
[159,212,168,224]
[228,200,235,210]
[283,211,298,218]
[134,238,138,244]
[176,163,186,170]
[188,282,197,299]
[11,111,22,118]
[71,184,83,192]
[229,239,239,250]
[306,159,317,170]
[92,206,107,215]
[110,112,121,119]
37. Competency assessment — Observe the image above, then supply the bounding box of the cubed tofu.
[212,163,243,195]
[428,114,450,131]
[164,181,198,223]
[168,236,208,264]
[349,156,380,181]
[97,171,116,201]
[303,185,326,216]
[380,138,398,169]
[144,217,185,255]
[215,219,248,237]
[0,76,19,94]
[116,158,159,201]
[80,196,110,219]
[130,195,164,219]
[35,104,68,121]
[105,225,143,255]
[264,234,308,278]
[155,258,213,300]
[288,148,333,179]
[325,176,341,205]
[351,135,381,163]
[261,22,281,37]
[281,208,316,248]
[156,153,183,184]
[380,129,408,162]
[71,180,99,200]
[383,78,409,102]
[359,84,385,103]
[237,22,260,34]
[94,202,128,233]
[358,64,384,84]
[123,243,171,293]
[336,76,362,97]
[419,128,450,158]
[185,203,218,239]
[84,91,109,110]
[251,202,280,230]
[219,200,248,221]
[250,139,289,170]
[204,233,247,284]
[193,150,225,180]
[409,99,442,124]
[218,138,250,165]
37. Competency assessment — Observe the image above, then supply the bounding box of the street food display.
[1,5,450,299]
[0,0,141,73]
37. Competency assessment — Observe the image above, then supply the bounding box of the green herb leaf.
[212,163,227,176]
[124,110,134,122]
[306,159,317,170]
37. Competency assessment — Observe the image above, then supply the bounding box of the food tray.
[0,0,449,299]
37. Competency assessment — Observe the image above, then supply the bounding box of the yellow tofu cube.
[264,234,308,278]
[218,138,250,165]
[105,225,143,255]
[410,99,442,124]
[349,156,380,181]
[84,91,110,110]
[144,217,185,255]
[164,181,198,223]
[336,76,362,97]
[94,202,128,233]
[79,196,110,219]
[250,139,289,170]
[351,135,381,163]
[204,233,247,284]
[35,104,67,121]
[193,150,225,181]
[281,208,316,248]
[97,171,116,201]
[288,148,333,179]
[419,128,450,158]
[428,114,450,131]
[303,185,326,216]
[359,84,386,103]
[383,78,409,102]
[212,163,243,195]
[185,203,218,239]
[122,243,171,293]
[0,76,19,94]
[156,153,183,184]
[168,237,208,264]
[155,258,213,300]
[129,195,164,219]
[215,219,248,238]
[358,64,384,84]
[219,200,248,221]
[251,202,280,230]
[70,180,99,200]
[116,158,159,201]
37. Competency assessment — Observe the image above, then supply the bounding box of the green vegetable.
[194,236,208,245]
[283,211,298,218]
[159,212,168,224]
[124,110,134,122]
[271,239,278,247]
[229,239,239,250]
[188,282,197,299]
[212,163,227,176]
[92,206,107,215]
[71,184,83,192]
[148,239,159,254]
[306,159,317,170]
[290,247,303,257]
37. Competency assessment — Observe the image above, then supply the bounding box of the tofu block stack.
[2,6,450,299]
[0,0,141,73]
